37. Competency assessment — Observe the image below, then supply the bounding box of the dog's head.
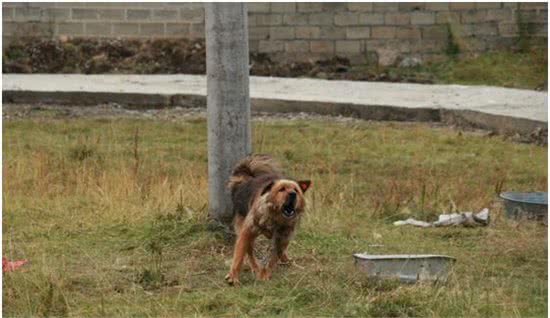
[262,179,311,220]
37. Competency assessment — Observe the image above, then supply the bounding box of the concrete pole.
[205,3,251,224]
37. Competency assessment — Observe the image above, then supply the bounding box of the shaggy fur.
[224,154,311,285]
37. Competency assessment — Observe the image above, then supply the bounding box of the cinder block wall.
[3,2,547,65]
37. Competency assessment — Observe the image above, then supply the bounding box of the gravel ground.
[2,103,363,123]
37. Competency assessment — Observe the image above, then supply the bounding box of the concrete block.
[411,12,435,25]
[421,25,448,39]
[57,22,84,35]
[374,3,399,12]
[3,7,13,20]
[347,3,373,12]
[334,12,360,26]
[436,12,460,24]
[399,3,426,12]
[259,40,284,53]
[2,21,17,35]
[520,2,547,10]
[359,13,384,25]
[14,6,41,20]
[41,8,71,20]
[396,26,421,39]
[308,12,333,25]
[295,26,320,39]
[270,26,295,40]
[476,2,502,9]
[71,8,96,20]
[336,40,361,53]
[425,3,449,11]
[498,22,519,37]
[140,23,164,36]
[285,40,309,52]
[72,8,124,20]
[86,22,112,36]
[127,9,151,20]
[310,40,334,53]
[502,3,519,8]
[372,26,396,38]
[519,10,548,23]
[166,23,189,36]
[249,27,270,40]
[248,3,270,13]
[323,3,348,12]
[385,12,411,25]
[98,9,125,20]
[188,23,204,38]
[461,10,487,23]
[152,9,178,21]
[449,2,476,10]
[248,15,257,27]
[113,23,139,36]
[486,8,513,21]
[271,3,296,13]
[346,27,370,39]
[297,3,322,13]
[180,8,204,23]
[7,21,53,37]
[248,39,259,52]
[409,39,445,53]
[461,23,498,36]
[256,14,283,26]
[283,13,308,25]
[320,26,346,39]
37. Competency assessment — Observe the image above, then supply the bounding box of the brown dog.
[224,154,311,285]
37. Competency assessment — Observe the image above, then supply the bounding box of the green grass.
[378,47,548,90]
[3,116,547,317]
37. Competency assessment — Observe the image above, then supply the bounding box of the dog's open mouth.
[282,205,296,218]
[282,194,297,218]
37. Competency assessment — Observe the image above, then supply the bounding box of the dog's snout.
[288,191,296,198]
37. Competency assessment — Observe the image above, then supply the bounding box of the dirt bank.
[3,38,431,83]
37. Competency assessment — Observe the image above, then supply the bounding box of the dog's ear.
[261,181,275,195]
[297,180,311,193]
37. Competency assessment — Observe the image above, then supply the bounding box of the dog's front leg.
[246,236,261,274]
[225,226,256,285]
[258,232,290,280]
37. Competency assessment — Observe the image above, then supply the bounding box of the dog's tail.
[227,154,280,192]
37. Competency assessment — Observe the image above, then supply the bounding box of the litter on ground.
[393,208,489,227]
[3,257,28,272]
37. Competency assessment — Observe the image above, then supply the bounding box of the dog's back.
[228,154,282,217]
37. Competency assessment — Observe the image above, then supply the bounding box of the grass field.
[3,115,547,317]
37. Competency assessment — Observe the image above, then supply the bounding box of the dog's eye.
[278,188,285,192]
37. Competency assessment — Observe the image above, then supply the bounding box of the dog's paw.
[279,254,292,266]
[256,268,272,281]
[224,273,240,286]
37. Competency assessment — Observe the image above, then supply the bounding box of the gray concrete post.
[205,3,251,224]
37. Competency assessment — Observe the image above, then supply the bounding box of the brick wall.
[3,2,547,65]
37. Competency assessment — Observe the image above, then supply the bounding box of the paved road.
[3,74,547,123]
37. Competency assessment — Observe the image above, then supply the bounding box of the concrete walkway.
[3,74,547,134]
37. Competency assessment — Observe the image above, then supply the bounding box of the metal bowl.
[499,192,547,223]
[353,254,456,283]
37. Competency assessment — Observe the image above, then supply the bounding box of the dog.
[224,154,311,285]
